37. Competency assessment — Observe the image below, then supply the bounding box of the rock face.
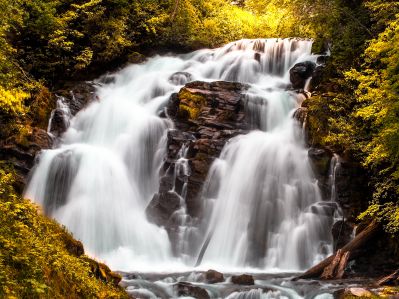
[49,81,98,137]
[331,220,354,251]
[0,127,52,187]
[290,61,316,89]
[55,81,98,116]
[147,81,249,237]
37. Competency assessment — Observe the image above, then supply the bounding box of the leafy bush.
[0,166,127,298]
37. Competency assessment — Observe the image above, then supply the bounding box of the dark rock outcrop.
[55,81,98,116]
[231,274,254,285]
[146,191,181,227]
[290,61,316,89]
[308,147,333,198]
[151,81,249,228]
[333,160,369,221]
[0,128,52,179]
[332,220,354,251]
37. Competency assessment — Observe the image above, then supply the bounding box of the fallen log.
[295,220,380,280]
[321,249,343,280]
[377,269,399,286]
[336,251,350,279]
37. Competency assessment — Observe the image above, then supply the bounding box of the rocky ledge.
[146,81,250,244]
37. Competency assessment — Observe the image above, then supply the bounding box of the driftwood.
[336,251,350,279]
[295,220,380,280]
[377,269,399,286]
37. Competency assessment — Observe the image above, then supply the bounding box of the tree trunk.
[295,220,380,280]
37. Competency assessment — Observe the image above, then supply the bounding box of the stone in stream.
[290,61,316,89]
[231,274,255,285]
[175,282,210,299]
[205,269,224,284]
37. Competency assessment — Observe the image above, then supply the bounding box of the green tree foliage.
[307,1,399,234]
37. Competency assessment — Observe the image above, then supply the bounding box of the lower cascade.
[24,38,340,275]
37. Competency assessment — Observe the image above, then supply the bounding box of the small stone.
[346,288,373,297]
[176,282,210,299]
[205,269,224,284]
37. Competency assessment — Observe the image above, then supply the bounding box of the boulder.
[231,274,254,285]
[145,191,181,227]
[175,282,210,299]
[205,269,224,284]
[290,61,316,89]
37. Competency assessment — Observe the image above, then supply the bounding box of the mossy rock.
[178,88,206,120]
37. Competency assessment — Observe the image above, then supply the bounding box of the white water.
[25,39,335,273]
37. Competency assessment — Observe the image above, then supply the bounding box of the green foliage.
[306,2,399,234]
[0,166,127,298]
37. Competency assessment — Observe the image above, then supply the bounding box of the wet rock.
[50,109,69,136]
[290,61,316,89]
[308,147,333,177]
[56,81,97,116]
[156,81,249,220]
[0,128,52,177]
[307,147,333,199]
[146,191,181,227]
[169,72,192,85]
[293,107,308,126]
[231,274,254,285]
[333,159,369,220]
[332,220,354,251]
[175,282,210,299]
[205,269,224,284]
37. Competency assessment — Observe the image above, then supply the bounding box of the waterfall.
[197,90,333,271]
[24,38,335,272]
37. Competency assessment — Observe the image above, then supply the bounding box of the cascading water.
[25,38,337,274]
[197,89,333,271]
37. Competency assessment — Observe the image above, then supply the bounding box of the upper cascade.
[24,38,334,272]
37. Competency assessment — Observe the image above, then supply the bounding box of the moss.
[0,166,128,299]
[178,88,206,120]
